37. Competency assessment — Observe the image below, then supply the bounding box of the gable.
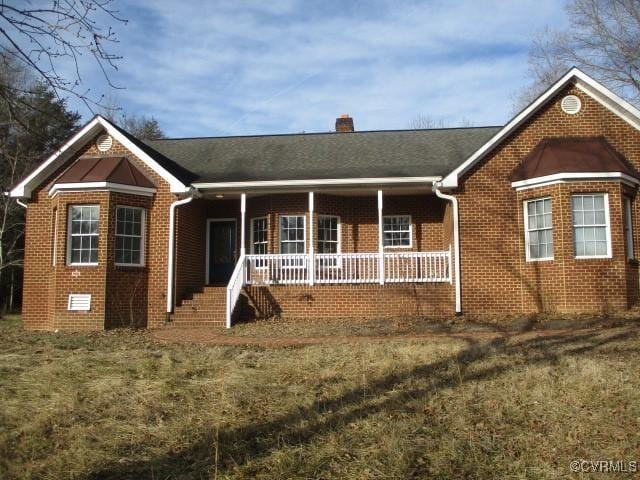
[441,68,640,188]
[10,116,191,199]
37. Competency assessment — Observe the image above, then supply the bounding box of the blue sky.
[60,0,569,137]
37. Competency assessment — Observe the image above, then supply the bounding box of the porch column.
[378,190,385,284]
[308,191,315,286]
[240,193,246,257]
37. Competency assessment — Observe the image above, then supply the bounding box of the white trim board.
[10,115,189,198]
[512,172,640,191]
[49,182,157,197]
[192,176,442,191]
[441,68,640,189]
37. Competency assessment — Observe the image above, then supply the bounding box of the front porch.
[171,188,457,327]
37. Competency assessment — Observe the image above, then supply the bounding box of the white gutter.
[433,181,461,314]
[192,176,442,190]
[166,190,199,319]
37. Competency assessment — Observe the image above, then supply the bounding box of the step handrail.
[226,254,246,328]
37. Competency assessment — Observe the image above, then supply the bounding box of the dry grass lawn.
[0,315,639,479]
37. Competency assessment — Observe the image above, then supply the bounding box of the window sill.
[383,246,413,250]
[574,255,612,260]
[526,257,554,262]
[67,263,98,268]
[115,264,146,270]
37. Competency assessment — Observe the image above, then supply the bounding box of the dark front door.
[208,220,236,284]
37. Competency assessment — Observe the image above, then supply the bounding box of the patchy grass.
[0,318,639,479]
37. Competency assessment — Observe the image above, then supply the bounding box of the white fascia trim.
[95,117,188,194]
[192,176,442,190]
[441,68,640,188]
[9,118,103,198]
[10,115,188,199]
[49,182,157,197]
[512,172,640,191]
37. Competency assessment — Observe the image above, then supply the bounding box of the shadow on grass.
[88,327,639,479]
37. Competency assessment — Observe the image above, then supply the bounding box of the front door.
[208,220,236,284]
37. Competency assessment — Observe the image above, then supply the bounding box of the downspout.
[166,189,198,322]
[16,199,28,209]
[433,181,462,314]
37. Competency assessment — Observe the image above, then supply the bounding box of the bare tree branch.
[0,0,127,113]
[515,0,640,111]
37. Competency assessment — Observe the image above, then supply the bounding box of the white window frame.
[251,216,268,255]
[115,205,146,267]
[279,214,306,268]
[523,197,554,262]
[624,196,635,261]
[250,216,268,269]
[572,193,612,259]
[67,205,99,266]
[317,214,341,254]
[52,207,58,266]
[383,215,412,248]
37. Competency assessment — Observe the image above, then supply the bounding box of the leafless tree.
[409,115,475,129]
[0,0,127,113]
[515,0,640,110]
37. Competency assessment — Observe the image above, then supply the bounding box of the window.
[251,217,268,268]
[251,217,268,255]
[52,208,58,266]
[280,215,305,254]
[383,215,411,247]
[317,215,340,254]
[115,206,145,266]
[524,198,553,260]
[68,205,99,265]
[572,194,610,258]
[624,197,634,260]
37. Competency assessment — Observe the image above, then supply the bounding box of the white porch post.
[308,191,315,286]
[378,190,385,285]
[240,193,246,257]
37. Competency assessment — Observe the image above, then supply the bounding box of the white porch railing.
[227,250,451,327]
[244,250,451,286]
[225,254,246,328]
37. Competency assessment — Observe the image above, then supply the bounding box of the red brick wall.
[456,84,640,314]
[22,131,175,330]
[244,283,454,320]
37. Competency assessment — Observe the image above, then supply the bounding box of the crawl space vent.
[68,294,91,311]
[560,95,582,115]
[96,134,113,152]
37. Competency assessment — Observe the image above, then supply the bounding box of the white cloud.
[58,0,569,137]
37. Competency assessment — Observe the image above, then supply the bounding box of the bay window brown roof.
[55,157,156,188]
[509,137,640,182]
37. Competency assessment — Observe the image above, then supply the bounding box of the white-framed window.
[572,193,611,258]
[524,197,554,261]
[317,215,340,254]
[280,215,305,254]
[280,215,305,267]
[115,206,145,266]
[52,207,58,266]
[251,217,268,255]
[251,216,268,268]
[67,205,99,265]
[383,215,412,248]
[624,196,634,260]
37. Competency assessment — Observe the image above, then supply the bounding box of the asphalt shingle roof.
[143,127,501,184]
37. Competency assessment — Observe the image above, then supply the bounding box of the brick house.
[9,68,640,330]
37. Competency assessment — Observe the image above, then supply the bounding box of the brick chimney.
[335,114,354,132]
